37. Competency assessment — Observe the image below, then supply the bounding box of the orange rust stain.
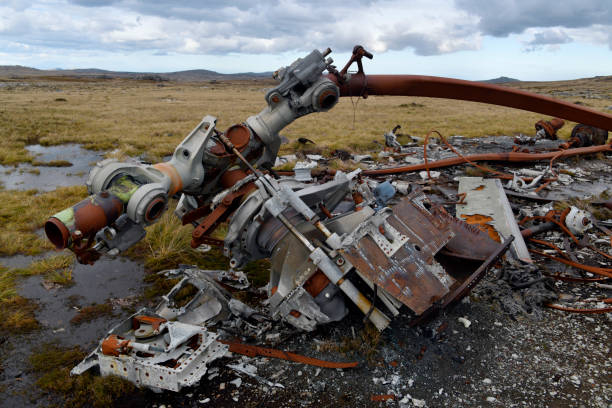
[460,213,501,242]
[474,185,485,191]
[371,395,396,402]
[303,270,330,298]
[153,163,183,196]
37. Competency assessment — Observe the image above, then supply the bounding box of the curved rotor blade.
[330,73,612,131]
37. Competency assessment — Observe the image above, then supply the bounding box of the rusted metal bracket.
[190,183,255,248]
[219,340,359,369]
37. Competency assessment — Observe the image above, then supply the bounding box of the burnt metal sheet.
[340,195,455,314]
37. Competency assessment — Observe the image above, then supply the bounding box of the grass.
[0,185,87,256]
[29,343,137,408]
[125,202,229,272]
[31,159,73,167]
[0,76,610,167]
[317,322,383,364]
[0,255,75,334]
[553,190,612,221]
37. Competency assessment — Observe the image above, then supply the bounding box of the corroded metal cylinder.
[45,175,140,250]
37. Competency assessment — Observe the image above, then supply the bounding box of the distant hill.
[480,76,521,84]
[0,65,273,81]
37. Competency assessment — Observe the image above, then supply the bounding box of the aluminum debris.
[457,177,532,263]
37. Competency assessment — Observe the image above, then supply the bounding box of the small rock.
[486,397,496,403]
[412,398,426,407]
[219,383,226,390]
[458,317,471,328]
[199,398,210,404]
[483,378,492,385]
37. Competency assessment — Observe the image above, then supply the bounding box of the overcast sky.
[1,0,611,80]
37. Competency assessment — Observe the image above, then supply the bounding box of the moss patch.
[0,265,39,333]
[29,343,137,408]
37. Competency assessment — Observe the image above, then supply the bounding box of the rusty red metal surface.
[359,143,612,176]
[340,196,455,314]
[45,191,124,250]
[219,340,359,369]
[328,72,612,132]
[535,118,565,140]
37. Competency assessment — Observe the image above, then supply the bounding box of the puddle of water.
[18,257,146,345]
[0,252,53,269]
[0,256,148,407]
[0,144,103,191]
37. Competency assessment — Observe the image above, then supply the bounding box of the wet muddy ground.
[0,141,610,407]
[0,144,103,191]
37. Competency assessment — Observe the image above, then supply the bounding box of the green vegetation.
[31,159,73,167]
[125,203,229,272]
[29,343,137,408]
[0,255,75,334]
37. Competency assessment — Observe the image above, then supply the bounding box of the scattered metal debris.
[43,45,612,396]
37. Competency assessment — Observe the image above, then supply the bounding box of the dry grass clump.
[29,343,137,408]
[0,186,87,256]
[125,202,229,272]
[316,323,383,364]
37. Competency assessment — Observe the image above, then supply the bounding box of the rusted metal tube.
[329,73,612,131]
[360,143,612,176]
[45,175,140,250]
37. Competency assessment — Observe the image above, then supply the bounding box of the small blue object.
[374,181,396,208]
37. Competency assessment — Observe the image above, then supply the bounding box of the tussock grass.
[30,343,137,408]
[125,203,228,272]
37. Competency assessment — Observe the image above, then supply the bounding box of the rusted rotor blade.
[219,340,359,369]
[331,73,612,131]
[360,144,612,176]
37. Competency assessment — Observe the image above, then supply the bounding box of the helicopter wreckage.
[44,46,612,392]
